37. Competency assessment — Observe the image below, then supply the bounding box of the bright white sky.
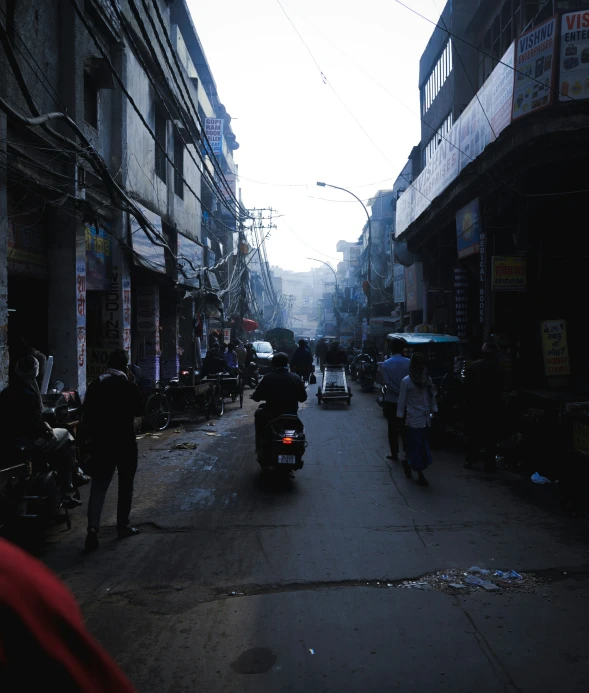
[187,0,441,272]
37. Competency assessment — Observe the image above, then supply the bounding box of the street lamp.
[316,182,372,329]
[308,257,340,340]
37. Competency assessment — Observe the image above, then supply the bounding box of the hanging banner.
[456,198,481,259]
[405,263,423,312]
[204,118,223,155]
[541,319,571,376]
[492,256,527,291]
[393,263,406,303]
[513,17,556,120]
[559,10,589,101]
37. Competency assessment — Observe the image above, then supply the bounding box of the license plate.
[278,455,296,465]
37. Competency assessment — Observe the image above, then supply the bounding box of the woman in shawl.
[396,352,438,486]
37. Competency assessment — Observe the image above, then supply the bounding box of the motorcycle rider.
[234,340,247,369]
[0,355,81,509]
[251,352,307,456]
[290,339,314,384]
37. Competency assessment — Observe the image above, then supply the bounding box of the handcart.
[317,366,352,406]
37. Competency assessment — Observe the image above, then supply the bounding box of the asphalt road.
[40,373,589,693]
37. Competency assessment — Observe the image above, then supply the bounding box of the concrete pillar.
[48,219,87,396]
[0,109,8,389]
[136,285,160,386]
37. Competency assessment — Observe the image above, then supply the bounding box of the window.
[83,71,98,129]
[422,40,453,116]
[154,100,167,183]
[174,131,184,199]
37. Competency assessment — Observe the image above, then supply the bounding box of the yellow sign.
[541,319,571,377]
[492,256,526,291]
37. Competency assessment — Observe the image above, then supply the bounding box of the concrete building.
[395,0,589,390]
[0,0,240,393]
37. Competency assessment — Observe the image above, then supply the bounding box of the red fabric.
[0,539,136,692]
[242,319,259,332]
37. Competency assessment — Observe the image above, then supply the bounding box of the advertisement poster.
[204,118,223,155]
[85,224,111,291]
[559,11,589,101]
[513,17,556,120]
[456,198,481,259]
[453,267,469,341]
[405,263,423,312]
[541,319,571,376]
[492,256,527,291]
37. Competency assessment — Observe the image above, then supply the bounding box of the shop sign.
[460,43,515,169]
[456,198,481,259]
[75,233,87,393]
[513,17,556,120]
[130,205,166,274]
[492,256,527,291]
[453,267,469,342]
[405,263,423,313]
[396,44,515,237]
[7,220,47,278]
[393,263,406,303]
[223,328,232,344]
[87,348,111,381]
[541,319,571,376]
[559,11,589,101]
[204,118,223,155]
[85,224,111,291]
[177,232,204,288]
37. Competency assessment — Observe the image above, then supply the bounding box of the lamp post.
[308,257,340,340]
[316,182,372,332]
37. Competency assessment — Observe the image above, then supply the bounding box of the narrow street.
[40,376,589,693]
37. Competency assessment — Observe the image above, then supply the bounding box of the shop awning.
[243,319,259,332]
[130,204,166,274]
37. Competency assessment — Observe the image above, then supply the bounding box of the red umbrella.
[242,319,259,332]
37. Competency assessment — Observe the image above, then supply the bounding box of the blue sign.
[456,198,481,260]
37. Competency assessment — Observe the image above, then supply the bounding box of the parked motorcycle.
[358,356,377,392]
[257,413,306,475]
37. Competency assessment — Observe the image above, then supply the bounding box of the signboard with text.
[559,10,589,101]
[205,118,223,155]
[541,319,570,376]
[492,256,527,291]
[456,198,481,259]
[513,17,556,120]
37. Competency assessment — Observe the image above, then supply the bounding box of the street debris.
[205,432,221,437]
[531,472,552,484]
[170,443,198,450]
[395,566,541,595]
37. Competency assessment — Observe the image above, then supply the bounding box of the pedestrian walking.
[464,343,502,472]
[235,340,247,369]
[82,350,144,551]
[380,338,410,461]
[224,342,239,370]
[397,352,438,486]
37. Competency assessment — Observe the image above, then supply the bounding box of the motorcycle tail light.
[282,437,293,444]
[181,370,189,375]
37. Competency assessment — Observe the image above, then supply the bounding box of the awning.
[243,318,259,332]
[130,204,166,274]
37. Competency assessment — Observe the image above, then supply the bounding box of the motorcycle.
[243,361,260,389]
[257,412,306,475]
[358,356,377,392]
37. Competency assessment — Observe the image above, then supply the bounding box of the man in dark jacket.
[251,352,307,452]
[201,346,229,377]
[325,341,347,366]
[290,340,314,383]
[83,350,143,551]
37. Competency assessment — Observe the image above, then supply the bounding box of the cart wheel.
[146,393,172,431]
[204,387,214,420]
[213,385,225,417]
